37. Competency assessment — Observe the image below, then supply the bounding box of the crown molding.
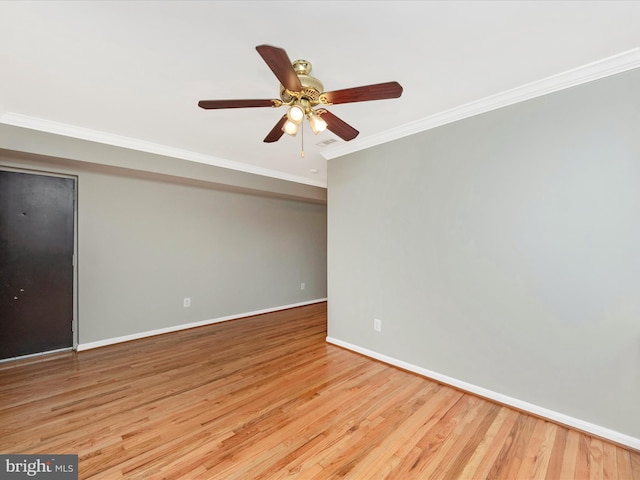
[322,47,640,161]
[0,113,327,188]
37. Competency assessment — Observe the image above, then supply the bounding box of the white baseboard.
[326,336,640,451]
[75,299,327,352]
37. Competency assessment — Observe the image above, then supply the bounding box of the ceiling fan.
[198,44,403,145]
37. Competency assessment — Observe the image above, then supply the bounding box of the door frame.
[0,165,78,360]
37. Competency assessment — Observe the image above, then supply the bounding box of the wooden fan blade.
[198,99,275,109]
[320,111,359,141]
[256,45,302,92]
[322,81,403,105]
[264,115,288,143]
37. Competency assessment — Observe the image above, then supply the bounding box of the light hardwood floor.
[1,302,639,479]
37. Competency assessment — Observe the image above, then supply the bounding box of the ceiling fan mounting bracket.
[318,94,332,106]
[292,59,312,75]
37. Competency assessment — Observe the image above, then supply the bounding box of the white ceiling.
[1,1,640,188]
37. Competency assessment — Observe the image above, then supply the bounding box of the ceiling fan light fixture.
[308,111,327,134]
[199,45,402,146]
[283,119,299,136]
[287,104,305,124]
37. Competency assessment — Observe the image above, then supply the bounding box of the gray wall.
[1,150,327,345]
[328,68,640,439]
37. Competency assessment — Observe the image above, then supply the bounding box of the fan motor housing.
[280,60,324,105]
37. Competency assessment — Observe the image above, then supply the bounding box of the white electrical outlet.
[183,298,191,308]
[374,318,382,332]
[301,282,305,290]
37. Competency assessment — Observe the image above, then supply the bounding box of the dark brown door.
[0,170,75,360]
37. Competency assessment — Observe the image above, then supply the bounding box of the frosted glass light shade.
[309,112,327,134]
[287,105,305,124]
[283,120,298,136]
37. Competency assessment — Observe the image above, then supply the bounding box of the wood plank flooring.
[1,302,639,479]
